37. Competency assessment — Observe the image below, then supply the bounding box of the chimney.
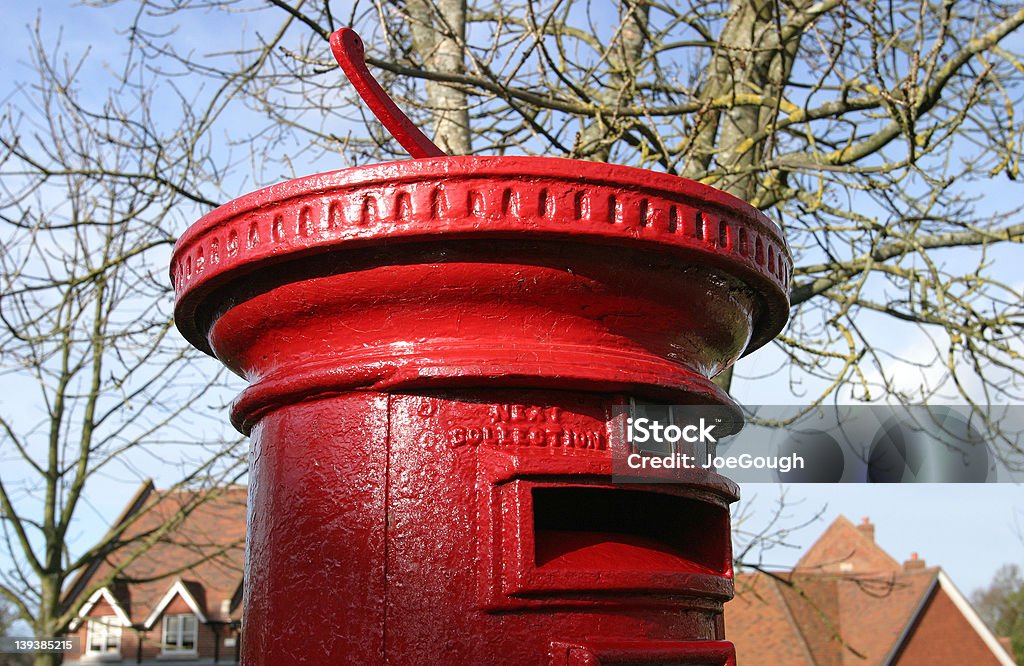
[856,516,875,542]
[904,552,926,571]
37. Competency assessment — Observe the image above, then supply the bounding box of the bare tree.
[2,0,1022,659]
[106,0,1022,411]
[0,25,244,666]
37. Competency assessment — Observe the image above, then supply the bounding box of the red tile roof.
[730,572,815,665]
[65,485,247,626]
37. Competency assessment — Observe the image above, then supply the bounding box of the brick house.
[728,515,1018,665]
[62,484,246,665]
[63,488,1014,665]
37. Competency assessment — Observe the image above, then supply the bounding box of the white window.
[161,614,198,653]
[86,616,122,655]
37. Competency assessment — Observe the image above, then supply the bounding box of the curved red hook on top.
[331,28,447,159]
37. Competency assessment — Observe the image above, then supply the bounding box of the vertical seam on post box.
[382,392,391,659]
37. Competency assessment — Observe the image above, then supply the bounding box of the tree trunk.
[698,0,811,393]
[406,0,472,154]
[574,1,651,162]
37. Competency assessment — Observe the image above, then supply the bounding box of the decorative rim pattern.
[172,156,792,355]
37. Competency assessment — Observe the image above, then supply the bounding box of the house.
[728,515,1018,665]
[64,487,1014,665]
[62,484,246,665]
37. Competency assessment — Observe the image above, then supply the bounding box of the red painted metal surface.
[171,29,791,665]
[330,28,446,159]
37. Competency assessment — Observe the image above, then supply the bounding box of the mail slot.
[532,486,729,574]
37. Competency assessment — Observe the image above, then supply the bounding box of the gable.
[891,574,1017,666]
[163,594,197,616]
[143,579,208,629]
[71,587,132,630]
[894,586,1008,665]
[795,517,901,576]
[85,596,116,619]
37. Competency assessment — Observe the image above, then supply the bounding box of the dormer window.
[85,616,121,655]
[161,613,197,654]
[144,580,207,656]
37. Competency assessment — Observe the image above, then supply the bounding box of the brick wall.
[895,588,1007,665]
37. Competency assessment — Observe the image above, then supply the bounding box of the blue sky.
[0,0,1020,617]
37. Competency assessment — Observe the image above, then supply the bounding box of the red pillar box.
[171,29,790,666]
